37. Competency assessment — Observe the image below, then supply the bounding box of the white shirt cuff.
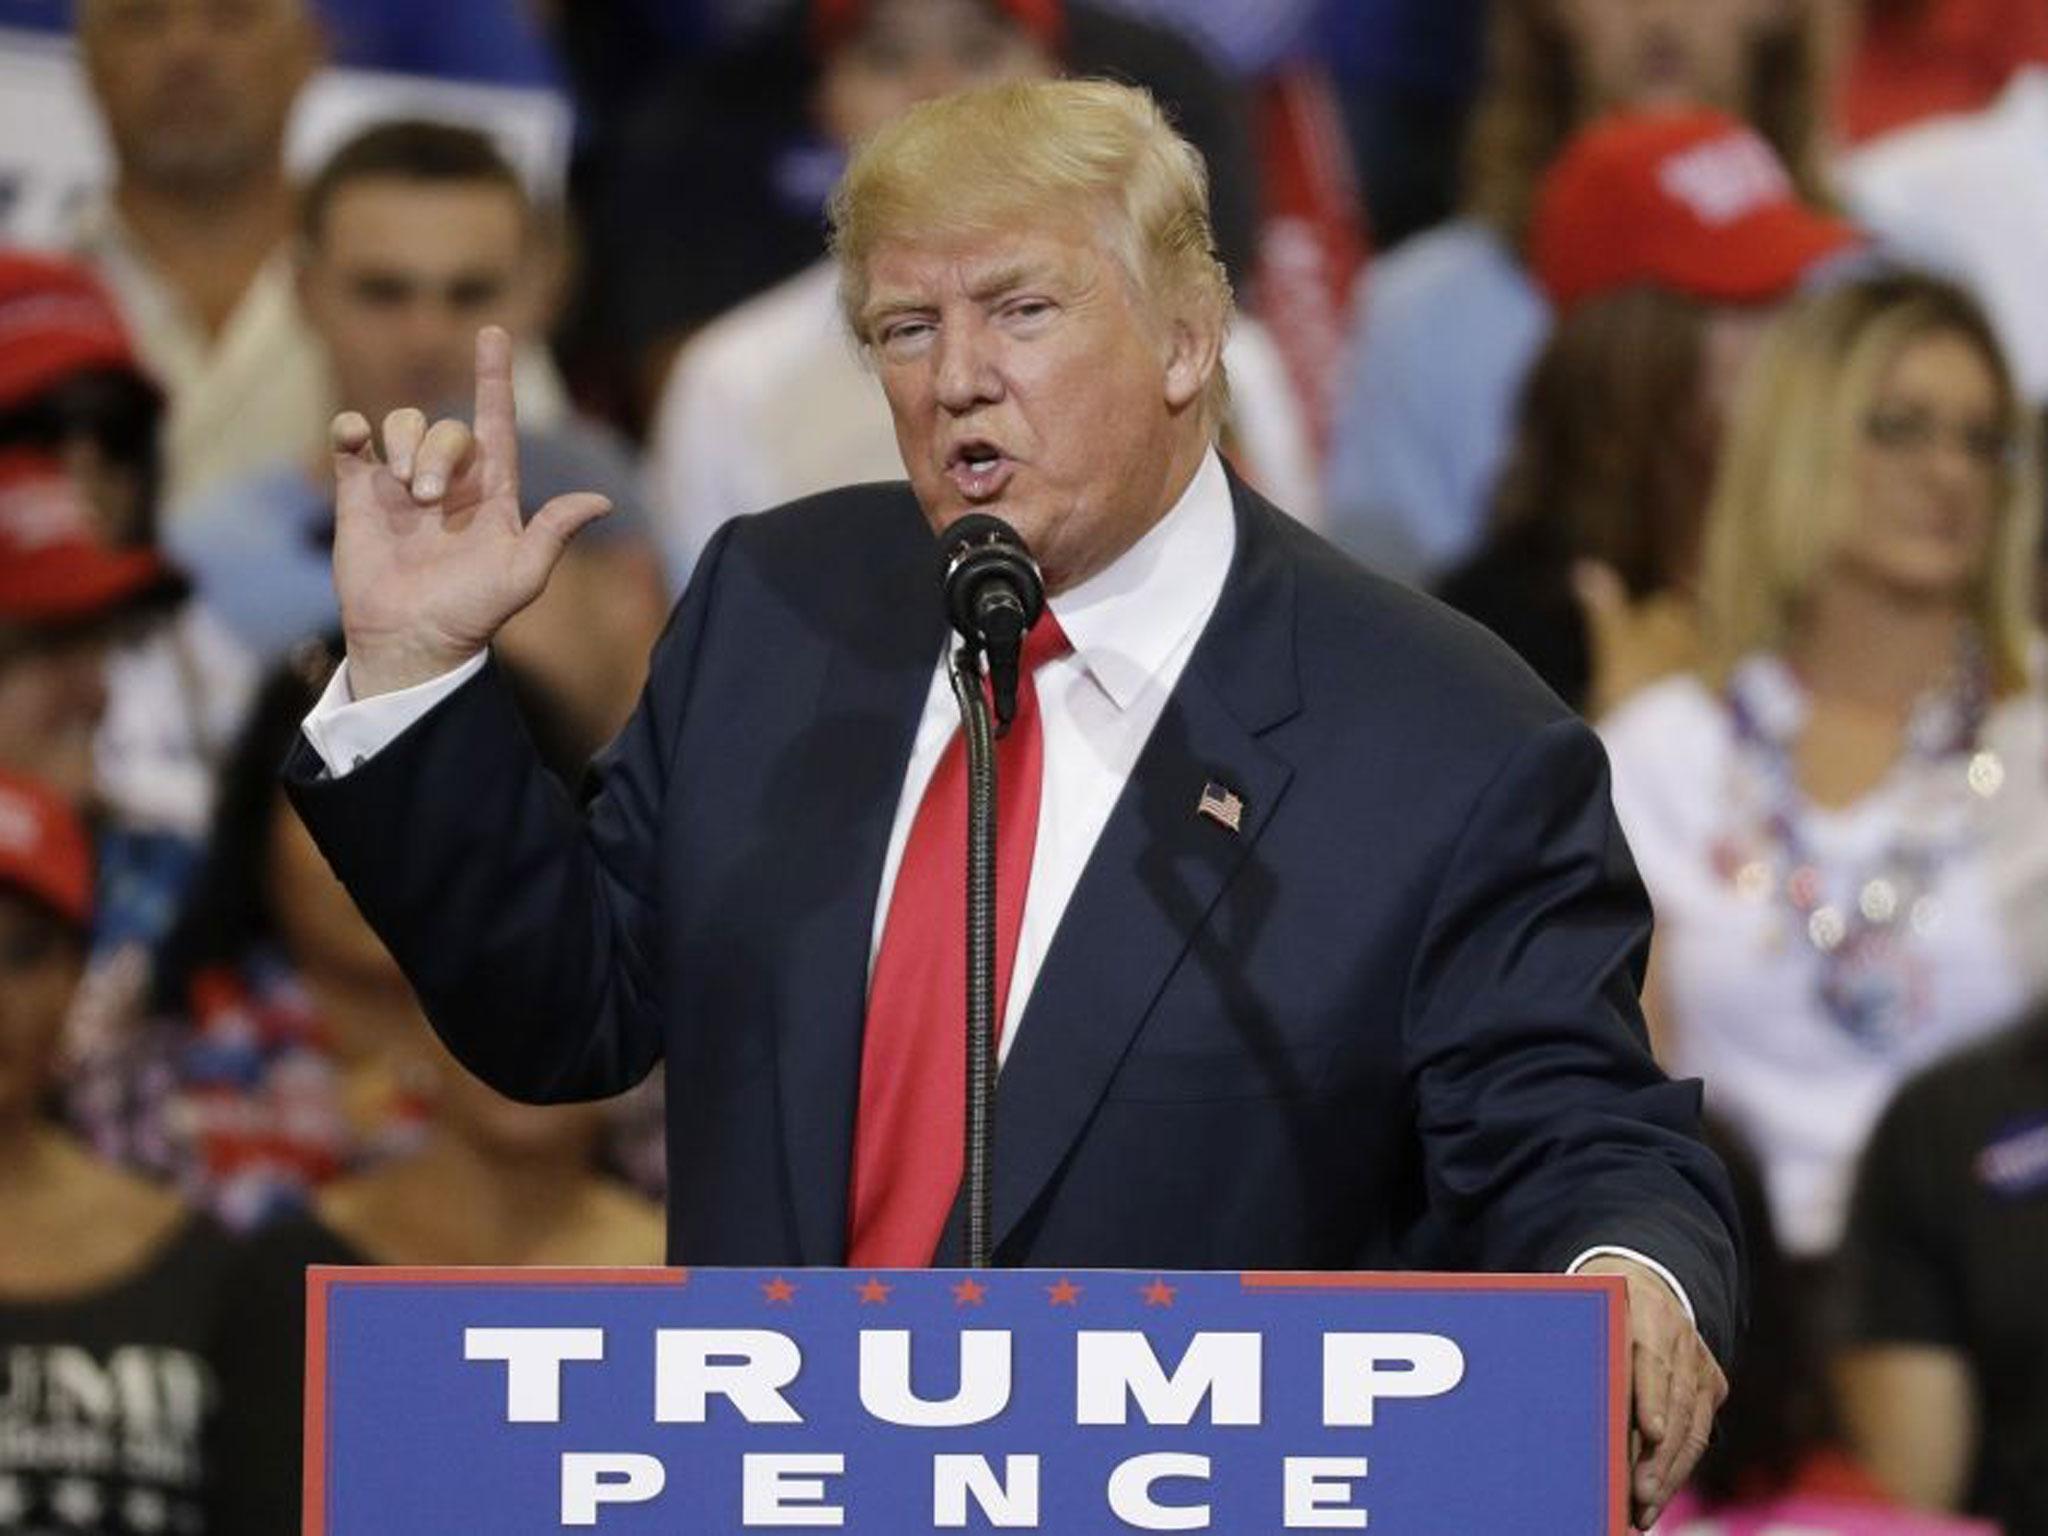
[1567,1245,1697,1328]
[299,651,488,777]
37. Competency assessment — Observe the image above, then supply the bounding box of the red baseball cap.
[1530,108,1861,313]
[812,0,1064,55]
[0,249,157,413]
[0,451,183,628]
[0,770,92,931]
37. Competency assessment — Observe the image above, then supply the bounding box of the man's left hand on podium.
[1577,1254,1729,1532]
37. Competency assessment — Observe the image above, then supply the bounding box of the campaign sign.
[306,1268,1627,1535]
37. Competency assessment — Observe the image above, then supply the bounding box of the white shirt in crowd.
[1840,66,2048,406]
[96,601,258,838]
[70,203,334,515]
[1604,662,2048,1255]
[301,446,1688,1306]
[646,258,1325,587]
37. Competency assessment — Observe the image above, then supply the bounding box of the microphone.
[938,513,1045,736]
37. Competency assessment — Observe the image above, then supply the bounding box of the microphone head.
[938,513,1044,646]
[937,512,1023,563]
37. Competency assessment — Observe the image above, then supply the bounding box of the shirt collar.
[1047,447,1237,713]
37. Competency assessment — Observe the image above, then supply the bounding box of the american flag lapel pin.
[1196,780,1245,834]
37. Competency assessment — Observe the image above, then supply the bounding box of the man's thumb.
[514,492,614,586]
[531,492,613,547]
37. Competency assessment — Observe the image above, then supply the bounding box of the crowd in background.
[2,0,2048,1530]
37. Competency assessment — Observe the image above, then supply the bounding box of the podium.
[305,1267,1628,1533]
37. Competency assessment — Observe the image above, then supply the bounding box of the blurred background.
[2,1,2047,1530]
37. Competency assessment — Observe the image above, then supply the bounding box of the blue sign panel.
[307,1268,1626,1534]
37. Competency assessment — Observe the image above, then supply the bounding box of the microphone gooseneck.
[938,513,1045,737]
[934,513,1045,1271]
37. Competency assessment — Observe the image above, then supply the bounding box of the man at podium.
[284,78,1740,1529]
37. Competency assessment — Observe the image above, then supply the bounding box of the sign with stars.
[306,1268,1627,1534]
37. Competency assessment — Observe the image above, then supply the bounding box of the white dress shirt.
[301,446,1690,1312]
[874,449,1236,1060]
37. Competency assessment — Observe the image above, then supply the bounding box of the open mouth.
[945,439,1015,502]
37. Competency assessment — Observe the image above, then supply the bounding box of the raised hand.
[329,325,613,699]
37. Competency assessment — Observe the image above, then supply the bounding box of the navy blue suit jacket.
[285,471,1741,1360]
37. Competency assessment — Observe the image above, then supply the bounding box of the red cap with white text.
[0,249,157,411]
[1530,108,1860,313]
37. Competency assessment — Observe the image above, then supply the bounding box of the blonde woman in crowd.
[1325,0,1832,586]
[1602,272,2048,1263]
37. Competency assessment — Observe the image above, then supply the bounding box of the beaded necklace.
[1715,634,2004,1049]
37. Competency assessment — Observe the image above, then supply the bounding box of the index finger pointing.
[473,324,519,463]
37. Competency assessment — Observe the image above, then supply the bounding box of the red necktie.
[847,615,1071,1266]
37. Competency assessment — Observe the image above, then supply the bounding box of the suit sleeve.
[1401,714,1744,1364]
[280,520,740,1104]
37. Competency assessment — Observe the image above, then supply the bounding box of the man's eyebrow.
[965,262,1052,302]
[859,294,933,333]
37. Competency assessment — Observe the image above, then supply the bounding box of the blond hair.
[1702,273,2042,694]
[827,77,1233,428]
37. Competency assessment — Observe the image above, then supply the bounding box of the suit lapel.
[978,475,1305,1257]
[771,502,946,1265]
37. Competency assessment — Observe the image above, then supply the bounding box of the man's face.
[861,213,1216,592]
[300,178,532,426]
[817,0,1054,148]
[80,0,316,195]
[1555,0,1780,116]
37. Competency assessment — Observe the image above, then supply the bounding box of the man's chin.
[923,499,1055,560]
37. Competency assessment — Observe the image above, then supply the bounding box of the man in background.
[171,120,667,748]
[71,0,329,510]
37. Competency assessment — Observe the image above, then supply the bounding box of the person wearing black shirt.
[1839,1012,2048,1532]
[0,771,234,1535]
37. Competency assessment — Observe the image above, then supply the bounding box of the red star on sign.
[951,1277,988,1307]
[1140,1278,1177,1308]
[855,1276,893,1305]
[761,1276,797,1304]
[1045,1278,1082,1306]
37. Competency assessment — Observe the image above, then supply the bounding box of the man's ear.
[1161,299,1223,414]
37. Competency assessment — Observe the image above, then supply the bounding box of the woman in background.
[0,771,233,1534]
[1438,105,1858,718]
[1324,0,1831,586]
[1603,272,2048,1262]
[102,647,608,1228]
[0,253,258,1079]
[208,889,664,1534]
